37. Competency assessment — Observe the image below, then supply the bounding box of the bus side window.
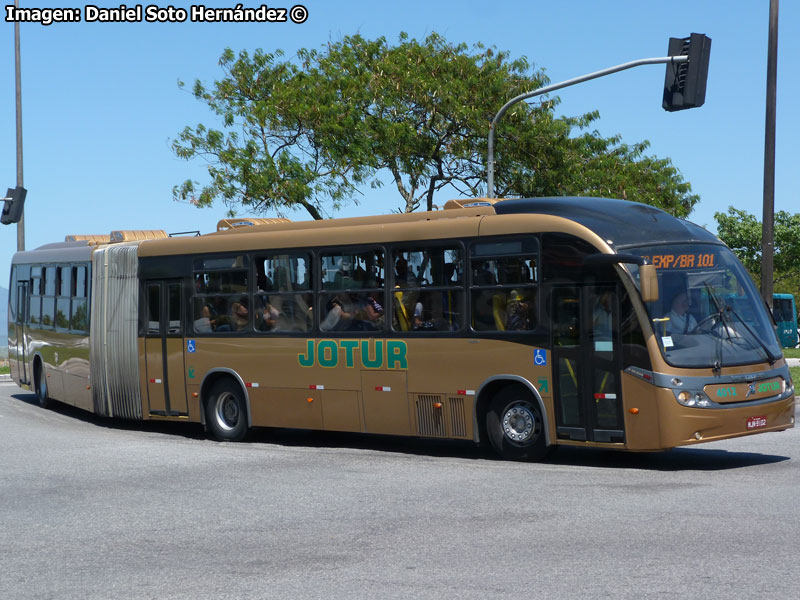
[319,249,384,333]
[29,266,42,326]
[254,253,312,333]
[469,238,538,333]
[191,255,249,334]
[70,265,89,333]
[41,266,56,329]
[55,266,71,330]
[391,246,463,332]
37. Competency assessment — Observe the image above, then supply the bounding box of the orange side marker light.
[628,408,639,415]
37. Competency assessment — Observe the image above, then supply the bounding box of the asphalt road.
[1,381,799,600]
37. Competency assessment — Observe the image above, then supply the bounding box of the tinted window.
[44,267,56,296]
[320,249,385,333]
[390,246,463,333]
[540,233,598,283]
[192,255,249,334]
[470,237,538,332]
[254,253,312,333]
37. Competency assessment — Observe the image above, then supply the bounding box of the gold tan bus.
[7,197,795,460]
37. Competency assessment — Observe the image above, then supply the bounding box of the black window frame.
[468,235,540,334]
[318,245,387,335]
[388,242,466,335]
[190,253,251,335]
[252,251,314,334]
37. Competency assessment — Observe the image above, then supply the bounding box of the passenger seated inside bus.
[231,297,250,331]
[505,289,536,331]
[256,297,280,331]
[358,293,384,327]
[207,296,232,332]
[395,256,417,287]
[320,294,354,331]
[194,304,213,333]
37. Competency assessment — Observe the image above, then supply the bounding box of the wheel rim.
[214,392,240,431]
[501,402,540,445]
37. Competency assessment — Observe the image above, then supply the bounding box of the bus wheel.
[486,384,549,461]
[36,363,51,409]
[206,380,248,442]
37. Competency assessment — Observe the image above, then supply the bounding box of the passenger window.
[44,267,56,296]
[71,266,87,298]
[318,249,385,333]
[192,255,249,334]
[254,253,312,333]
[71,298,88,333]
[70,265,89,333]
[470,237,539,332]
[391,246,463,332]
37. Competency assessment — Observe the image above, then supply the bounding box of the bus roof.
[12,196,722,265]
[494,197,721,249]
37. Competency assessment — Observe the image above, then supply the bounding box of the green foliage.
[714,207,800,289]
[173,32,699,219]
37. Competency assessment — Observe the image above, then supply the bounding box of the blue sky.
[2,0,798,286]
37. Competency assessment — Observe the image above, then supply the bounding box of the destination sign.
[639,252,717,270]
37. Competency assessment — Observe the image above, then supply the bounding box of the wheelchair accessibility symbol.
[187,339,196,354]
[533,349,547,366]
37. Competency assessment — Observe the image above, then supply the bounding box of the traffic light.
[1,186,26,225]
[663,33,712,112]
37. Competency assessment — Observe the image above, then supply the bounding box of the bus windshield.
[626,243,781,368]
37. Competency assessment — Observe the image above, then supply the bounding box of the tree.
[173,33,699,220]
[715,207,800,291]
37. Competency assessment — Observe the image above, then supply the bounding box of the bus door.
[15,281,29,384]
[551,284,624,444]
[143,280,188,416]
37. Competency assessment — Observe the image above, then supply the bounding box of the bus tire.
[486,384,550,461]
[36,362,51,409]
[205,380,248,442]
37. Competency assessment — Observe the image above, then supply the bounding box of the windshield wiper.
[702,282,727,373]
[723,302,777,365]
[702,281,777,367]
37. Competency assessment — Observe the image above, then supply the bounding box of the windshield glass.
[626,243,781,368]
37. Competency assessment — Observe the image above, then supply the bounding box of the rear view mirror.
[640,264,659,303]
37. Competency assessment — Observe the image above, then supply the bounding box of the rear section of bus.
[773,293,798,348]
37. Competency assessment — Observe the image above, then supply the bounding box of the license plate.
[746,416,767,430]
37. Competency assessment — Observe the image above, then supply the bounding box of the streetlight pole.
[486,55,688,199]
[14,0,25,251]
[761,0,779,309]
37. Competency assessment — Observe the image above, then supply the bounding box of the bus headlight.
[675,390,711,408]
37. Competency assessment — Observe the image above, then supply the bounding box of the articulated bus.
[7,197,795,460]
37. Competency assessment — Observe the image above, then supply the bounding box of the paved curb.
[787,358,800,367]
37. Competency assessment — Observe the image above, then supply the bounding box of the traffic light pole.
[14,0,25,251]
[486,55,688,199]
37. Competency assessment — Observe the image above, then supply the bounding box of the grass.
[783,347,800,359]
[791,366,800,389]
[0,366,9,375]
